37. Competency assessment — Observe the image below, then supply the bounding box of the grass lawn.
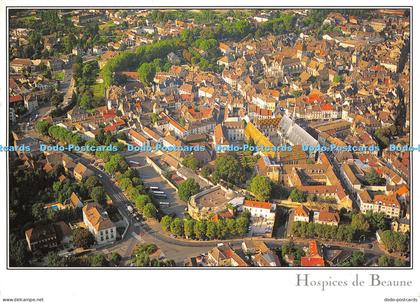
[92,81,105,101]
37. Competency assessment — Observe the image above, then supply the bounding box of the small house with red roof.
[294,204,310,222]
[301,240,325,267]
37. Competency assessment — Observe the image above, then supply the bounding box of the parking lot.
[137,165,186,217]
[125,153,186,218]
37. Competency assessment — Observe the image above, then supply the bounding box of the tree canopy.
[213,155,244,185]
[249,176,272,201]
[178,178,200,202]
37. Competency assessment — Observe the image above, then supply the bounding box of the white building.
[243,200,276,220]
[293,205,310,222]
[128,129,149,147]
[358,191,401,219]
[83,203,116,245]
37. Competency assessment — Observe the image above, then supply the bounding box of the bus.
[151,190,165,195]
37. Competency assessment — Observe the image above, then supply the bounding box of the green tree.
[333,75,343,83]
[72,228,95,249]
[9,234,30,267]
[178,178,200,202]
[236,216,249,236]
[119,177,133,191]
[138,62,156,85]
[47,251,65,267]
[91,187,106,204]
[134,194,151,212]
[226,219,237,236]
[109,252,122,265]
[289,188,306,203]
[214,155,244,184]
[394,258,407,267]
[365,210,387,231]
[377,255,391,267]
[105,154,128,175]
[143,203,157,219]
[170,218,184,236]
[381,230,408,253]
[150,113,160,124]
[184,219,195,238]
[217,219,228,238]
[182,154,199,170]
[351,213,370,233]
[80,92,92,110]
[200,165,212,178]
[194,220,206,239]
[249,176,272,201]
[90,254,109,267]
[52,181,62,193]
[350,251,365,266]
[32,202,47,221]
[205,221,217,239]
[161,215,173,232]
[35,120,51,136]
[85,176,100,191]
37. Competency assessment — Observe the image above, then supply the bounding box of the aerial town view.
[8,8,411,268]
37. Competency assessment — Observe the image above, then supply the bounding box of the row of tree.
[291,221,356,242]
[102,12,299,87]
[115,167,159,220]
[137,57,172,85]
[101,38,182,86]
[48,125,84,146]
[160,213,250,240]
[380,230,409,254]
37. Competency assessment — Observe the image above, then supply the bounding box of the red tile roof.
[301,240,325,267]
[128,129,147,144]
[243,200,272,210]
[104,119,125,132]
[295,205,310,217]
[9,95,23,103]
[301,256,325,267]
[321,103,334,111]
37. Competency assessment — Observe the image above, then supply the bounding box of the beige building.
[359,191,401,219]
[188,186,234,220]
[83,203,116,245]
[74,162,94,182]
